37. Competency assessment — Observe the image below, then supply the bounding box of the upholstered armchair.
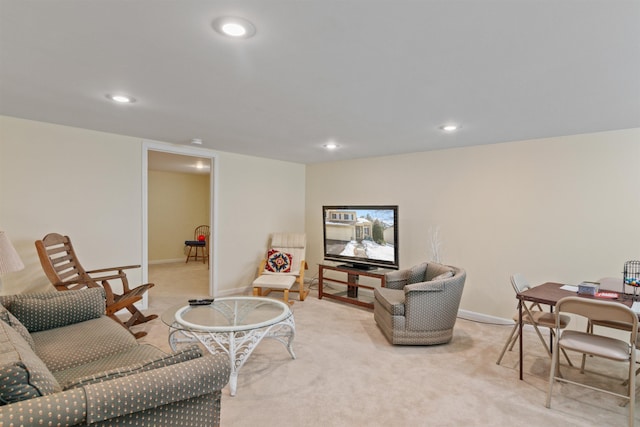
[373,262,466,345]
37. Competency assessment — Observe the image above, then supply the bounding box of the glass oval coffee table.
[162,296,296,396]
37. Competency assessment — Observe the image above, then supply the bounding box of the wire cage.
[623,260,640,299]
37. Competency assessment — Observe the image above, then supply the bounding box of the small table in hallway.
[161,296,296,396]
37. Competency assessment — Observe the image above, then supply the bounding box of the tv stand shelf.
[318,264,391,309]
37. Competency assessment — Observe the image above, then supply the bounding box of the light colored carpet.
[137,262,636,426]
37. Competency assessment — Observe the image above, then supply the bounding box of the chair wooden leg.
[108,313,147,339]
[298,286,309,301]
[124,305,158,327]
[290,279,309,301]
[253,287,262,296]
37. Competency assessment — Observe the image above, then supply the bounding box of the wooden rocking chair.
[35,233,156,339]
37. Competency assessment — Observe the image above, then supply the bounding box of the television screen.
[322,205,399,270]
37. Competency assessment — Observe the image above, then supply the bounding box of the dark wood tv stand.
[318,264,391,309]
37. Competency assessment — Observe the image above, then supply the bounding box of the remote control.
[188,298,214,306]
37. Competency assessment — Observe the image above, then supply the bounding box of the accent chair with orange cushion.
[252,232,308,304]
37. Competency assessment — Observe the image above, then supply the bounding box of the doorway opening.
[142,141,217,304]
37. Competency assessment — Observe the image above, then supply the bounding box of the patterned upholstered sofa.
[0,288,230,426]
[374,262,466,345]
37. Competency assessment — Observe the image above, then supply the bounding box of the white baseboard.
[149,258,184,265]
[458,309,551,336]
[457,309,512,325]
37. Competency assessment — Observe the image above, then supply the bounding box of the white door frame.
[141,140,218,302]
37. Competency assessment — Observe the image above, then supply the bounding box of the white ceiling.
[1,1,639,164]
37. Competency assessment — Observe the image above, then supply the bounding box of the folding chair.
[546,296,637,427]
[497,273,573,366]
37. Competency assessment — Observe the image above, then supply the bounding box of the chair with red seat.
[185,225,210,267]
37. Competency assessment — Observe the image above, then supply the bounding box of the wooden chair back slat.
[35,232,157,339]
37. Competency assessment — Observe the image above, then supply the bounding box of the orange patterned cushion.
[265,249,292,273]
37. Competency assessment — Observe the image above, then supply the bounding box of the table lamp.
[0,231,25,291]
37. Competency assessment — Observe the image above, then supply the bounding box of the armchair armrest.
[404,280,445,293]
[85,264,141,274]
[258,259,267,275]
[385,269,409,290]
[298,260,307,282]
[86,265,142,294]
[84,354,231,424]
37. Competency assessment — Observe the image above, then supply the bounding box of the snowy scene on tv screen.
[324,208,395,261]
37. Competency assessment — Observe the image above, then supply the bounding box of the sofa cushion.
[425,263,453,281]
[432,270,454,281]
[62,345,202,390]
[32,316,137,372]
[374,287,405,316]
[408,262,428,284]
[53,343,164,387]
[0,320,61,405]
[0,304,34,350]
[10,290,105,332]
[0,362,43,404]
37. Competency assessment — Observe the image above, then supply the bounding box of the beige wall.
[148,170,209,262]
[3,114,637,320]
[306,128,640,320]
[215,151,306,293]
[0,116,144,293]
[0,116,306,296]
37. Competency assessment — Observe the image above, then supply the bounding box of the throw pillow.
[265,249,292,273]
[0,303,9,324]
[408,262,428,284]
[1,303,35,350]
[63,345,203,390]
[0,321,61,404]
[11,291,105,332]
[432,270,454,281]
[0,362,43,404]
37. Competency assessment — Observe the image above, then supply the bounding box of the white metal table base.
[169,315,296,396]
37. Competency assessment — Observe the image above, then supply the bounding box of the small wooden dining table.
[516,281,635,380]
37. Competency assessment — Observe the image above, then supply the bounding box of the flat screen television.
[322,205,399,270]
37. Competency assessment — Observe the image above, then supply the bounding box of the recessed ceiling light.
[323,142,339,150]
[106,94,136,103]
[440,124,459,132]
[212,17,256,39]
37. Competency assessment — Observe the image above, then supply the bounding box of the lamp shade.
[0,231,25,275]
